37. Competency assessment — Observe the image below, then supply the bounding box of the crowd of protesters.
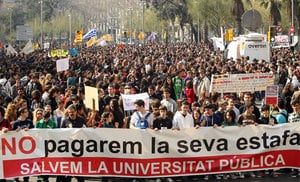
[0,41,300,181]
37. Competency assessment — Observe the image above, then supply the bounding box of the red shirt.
[185,88,195,104]
[0,119,12,131]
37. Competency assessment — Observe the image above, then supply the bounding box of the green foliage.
[0,0,299,43]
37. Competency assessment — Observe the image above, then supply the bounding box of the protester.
[1,41,300,180]
[130,99,154,129]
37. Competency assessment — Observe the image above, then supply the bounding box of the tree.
[231,0,245,35]
[260,0,282,25]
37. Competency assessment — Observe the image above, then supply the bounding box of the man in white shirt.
[130,99,154,129]
[172,101,194,129]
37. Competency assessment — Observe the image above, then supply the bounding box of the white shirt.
[172,111,194,129]
[130,111,154,129]
[161,99,177,113]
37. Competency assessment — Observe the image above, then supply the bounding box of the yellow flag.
[86,37,96,47]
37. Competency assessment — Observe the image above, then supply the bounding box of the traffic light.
[290,26,295,36]
[269,26,277,42]
[228,29,234,41]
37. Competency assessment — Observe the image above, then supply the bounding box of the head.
[43,110,51,122]
[224,109,236,122]
[159,105,167,117]
[291,91,300,114]
[162,87,171,99]
[243,92,253,103]
[107,84,115,95]
[261,104,270,117]
[34,108,44,122]
[109,99,119,110]
[18,107,29,118]
[148,85,155,95]
[193,109,201,120]
[204,104,214,115]
[244,102,254,113]
[134,99,145,112]
[180,101,190,115]
[191,101,201,111]
[44,105,52,114]
[67,104,77,120]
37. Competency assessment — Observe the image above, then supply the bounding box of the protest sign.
[121,93,150,111]
[210,73,274,93]
[56,57,69,72]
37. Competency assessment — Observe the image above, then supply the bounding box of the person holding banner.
[58,104,86,182]
[130,99,154,129]
[0,106,12,133]
[239,92,260,120]
[12,107,34,182]
[172,101,194,130]
[237,102,258,126]
[288,91,300,177]
[0,107,11,182]
[257,104,277,125]
[153,105,172,130]
[199,104,222,127]
[35,110,57,182]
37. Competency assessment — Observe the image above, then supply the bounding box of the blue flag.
[69,48,79,56]
[83,28,97,40]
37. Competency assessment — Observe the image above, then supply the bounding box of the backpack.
[135,112,151,129]
[278,111,288,123]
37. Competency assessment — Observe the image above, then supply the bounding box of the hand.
[2,127,8,133]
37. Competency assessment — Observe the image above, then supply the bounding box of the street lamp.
[68,14,72,48]
[8,8,12,36]
[129,7,133,44]
[40,0,43,49]
[291,0,294,44]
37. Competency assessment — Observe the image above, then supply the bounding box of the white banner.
[121,93,150,111]
[210,73,274,93]
[0,123,299,178]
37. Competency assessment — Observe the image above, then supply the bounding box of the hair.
[110,99,120,110]
[159,105,167,111]
[185,80,193,88]
[4,103,17,121]
[181,100,190,106]
[33,108,44,122]
[291,91,300,106]
[67,104,77,111]
[31,89,42,100]
[261,104,270,111]
[134,99,145,107]
[17,107,28,117]
[224,109,236,122]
